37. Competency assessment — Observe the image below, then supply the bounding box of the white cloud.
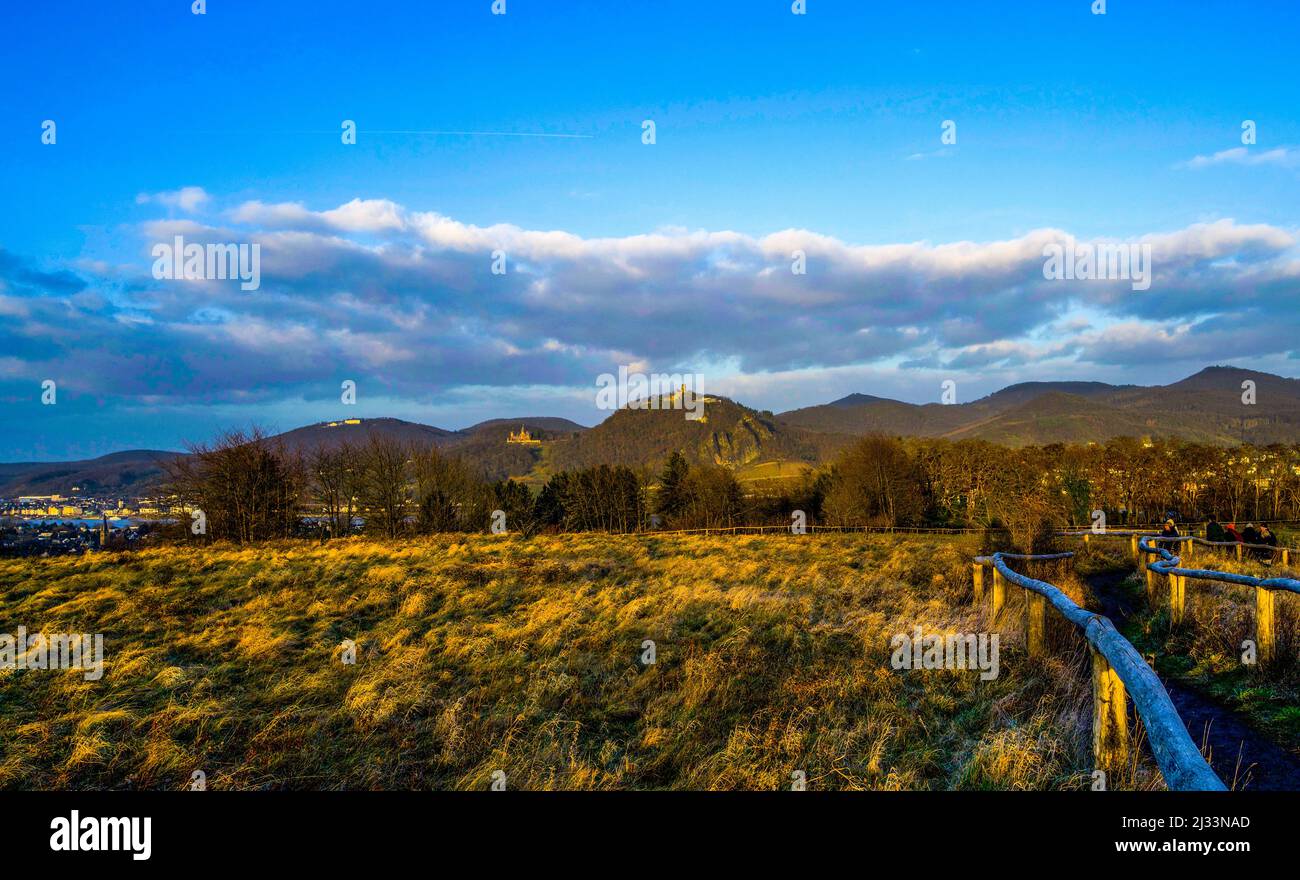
[230,198,407,233]
[1180,147,1300,170]
[905,148,955,161]
[135,186,210,212]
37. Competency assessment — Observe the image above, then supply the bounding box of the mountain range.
[779,366,1300,446]
[6,366,1299,498]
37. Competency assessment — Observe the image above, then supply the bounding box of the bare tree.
[163,427,305,543]
[677,465,744,529]
[311,441,361,538]
[823,436,925,527]
[355,433,410,539]
[411,445,489,532]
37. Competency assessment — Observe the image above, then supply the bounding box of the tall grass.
[0,534,1095,790]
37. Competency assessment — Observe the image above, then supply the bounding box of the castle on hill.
[506,426,542,445]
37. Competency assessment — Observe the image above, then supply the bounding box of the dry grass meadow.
[0,533,1109,790]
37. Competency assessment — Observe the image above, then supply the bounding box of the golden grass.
[0,534,1095,790]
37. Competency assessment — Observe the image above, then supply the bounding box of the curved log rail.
[1062,528,1298,665]
[645,524,999,536]
[970,551,1226,791]
[1061,529,1294,566]
[1138,535,1300,666]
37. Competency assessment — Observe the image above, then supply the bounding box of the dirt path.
[1087,569,1300,791]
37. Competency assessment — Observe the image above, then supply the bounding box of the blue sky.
[3,0,1299,459]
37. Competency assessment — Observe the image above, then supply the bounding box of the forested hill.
[545,395,849,474]
[777,366,1300,446]
[5,365,1299,496]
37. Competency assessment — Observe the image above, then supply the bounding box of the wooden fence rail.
[970,551,1225,791]
[651,523,1300,540]
[1061,529,1296,566]
[642,524,1000,536]
[1138,535,1300,667]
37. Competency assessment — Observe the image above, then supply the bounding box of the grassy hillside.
[1,534,1104,790]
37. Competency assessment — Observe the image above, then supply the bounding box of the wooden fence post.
[1256,588,1276,666]
[1130,535,1139,562]
[1282,549,1290,567]
[1236,544,1243,562]
[1169,573,1185,625]
[1091,648,1129,774]
[1144,556,1158,605]
[972,563,984,605]
[1027,591,1046,656]
[992,566,1007,619]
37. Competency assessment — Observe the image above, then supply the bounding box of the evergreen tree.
[657,451,690,519]
[535,473,569,529]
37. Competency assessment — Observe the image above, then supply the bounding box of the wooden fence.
[605,522,1300,541]
[641,523,997,536]
[970,550,1225,791]
[1063,529,1295,566]
[1137,535,1300,666]
[1066,529,1298,665]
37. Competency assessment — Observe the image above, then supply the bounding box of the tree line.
[813,435,1300,550]
[162,429,1300,543]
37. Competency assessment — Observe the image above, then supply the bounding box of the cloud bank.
[3,194,1299,417]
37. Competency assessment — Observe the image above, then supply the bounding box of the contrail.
[178,129,593,139]
[365,129,593,139]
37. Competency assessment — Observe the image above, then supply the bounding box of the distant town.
[0,492,177,556]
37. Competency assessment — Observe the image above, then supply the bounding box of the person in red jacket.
[1224,522,1244,543]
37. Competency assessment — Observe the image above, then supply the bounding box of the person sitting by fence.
[1224,522,1244,543]
[1205,517,1226,543]
[1242,523,1261,546]
[1159,519,1180,550]
[1255,524,1279,562]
